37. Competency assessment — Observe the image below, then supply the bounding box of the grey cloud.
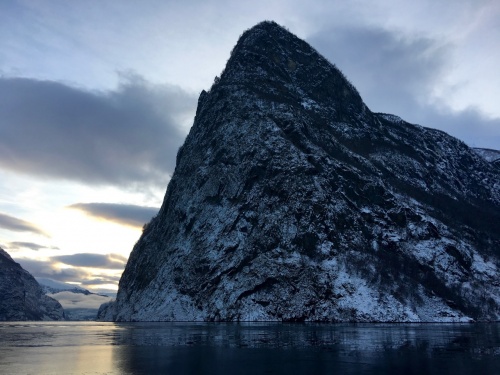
[307,25,451,117]
[47,291,112,309]
[80,276,122,286]
[15,256,122,292]
[16,258,90,283]
[0,75,197,188]
[307,25,500,149]
[68,202,158,228]
[53,253,127,269]
[8,241,58,251]
[0,212,48,237]
[418,106,500,150]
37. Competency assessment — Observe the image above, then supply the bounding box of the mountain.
[37,277,90,295]
[0,248,65,321]
[100,21,500,322]
[47,291,112,321]
[35,278,113,320]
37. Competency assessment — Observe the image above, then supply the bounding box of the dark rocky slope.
[0,248,65,321]
[101,21,500,322]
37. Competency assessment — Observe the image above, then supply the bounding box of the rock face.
[103,21,500,322]
[0,248,65,321]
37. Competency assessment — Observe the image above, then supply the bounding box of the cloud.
[0,75,197,188]
[0,212,48,237]
[7,241,58,251]
[308,25,451,116]
[307,25,500,149]
[16,258,90,283]
[16,256,125,289]
[68,202,159,228]
[47,291,112,309]
[417,106,500,150]
[80,276,122,286]
[53,253,127,269]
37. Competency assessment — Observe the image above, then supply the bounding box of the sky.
[1,0,499,294]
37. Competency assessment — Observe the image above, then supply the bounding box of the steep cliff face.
[102,21,500,322]
[0,248,65,321]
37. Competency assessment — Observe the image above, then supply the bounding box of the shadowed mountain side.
[0,248,65,321]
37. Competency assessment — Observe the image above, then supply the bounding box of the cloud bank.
[53,253,127,269]
[68,202,159,228]
[0,75,197,188]
[7,241,58,251]
[47,291,112,310]
[307,25,500,149]
[17,258,90,283]
[16,254,125,288]
[0,212,48,237]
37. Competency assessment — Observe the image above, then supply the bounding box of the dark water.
[0,322,499,374]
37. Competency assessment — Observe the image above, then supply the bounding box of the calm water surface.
[0,322,499,374]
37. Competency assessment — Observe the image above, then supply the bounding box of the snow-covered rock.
[0,248,65,321]
[101,21,500,322]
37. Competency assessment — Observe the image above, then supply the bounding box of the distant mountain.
[36,278,113,320]
[37,277,91,295]
[0,248,65,320]
[48,291,113,321]
[100,21,500,322]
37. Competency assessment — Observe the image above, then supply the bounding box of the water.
[0,322,499,374]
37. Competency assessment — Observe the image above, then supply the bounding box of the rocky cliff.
[0,248,65,320]
[101,21,500,322]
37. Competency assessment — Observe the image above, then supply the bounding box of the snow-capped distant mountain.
[100,21,500,322]
[48,291,113,321]
[36,277,91,295]
[36,278,114,320]
[0,248,65,320]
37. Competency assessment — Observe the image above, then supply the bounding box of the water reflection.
[111,323,500,375]
[0,322,498,374]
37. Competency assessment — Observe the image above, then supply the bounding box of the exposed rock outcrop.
[102,21,500,322]
[0,248,65,321]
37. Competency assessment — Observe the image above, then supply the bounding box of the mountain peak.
[232,20,294,50]
[240,20,288,38]
[205,21,367,128]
